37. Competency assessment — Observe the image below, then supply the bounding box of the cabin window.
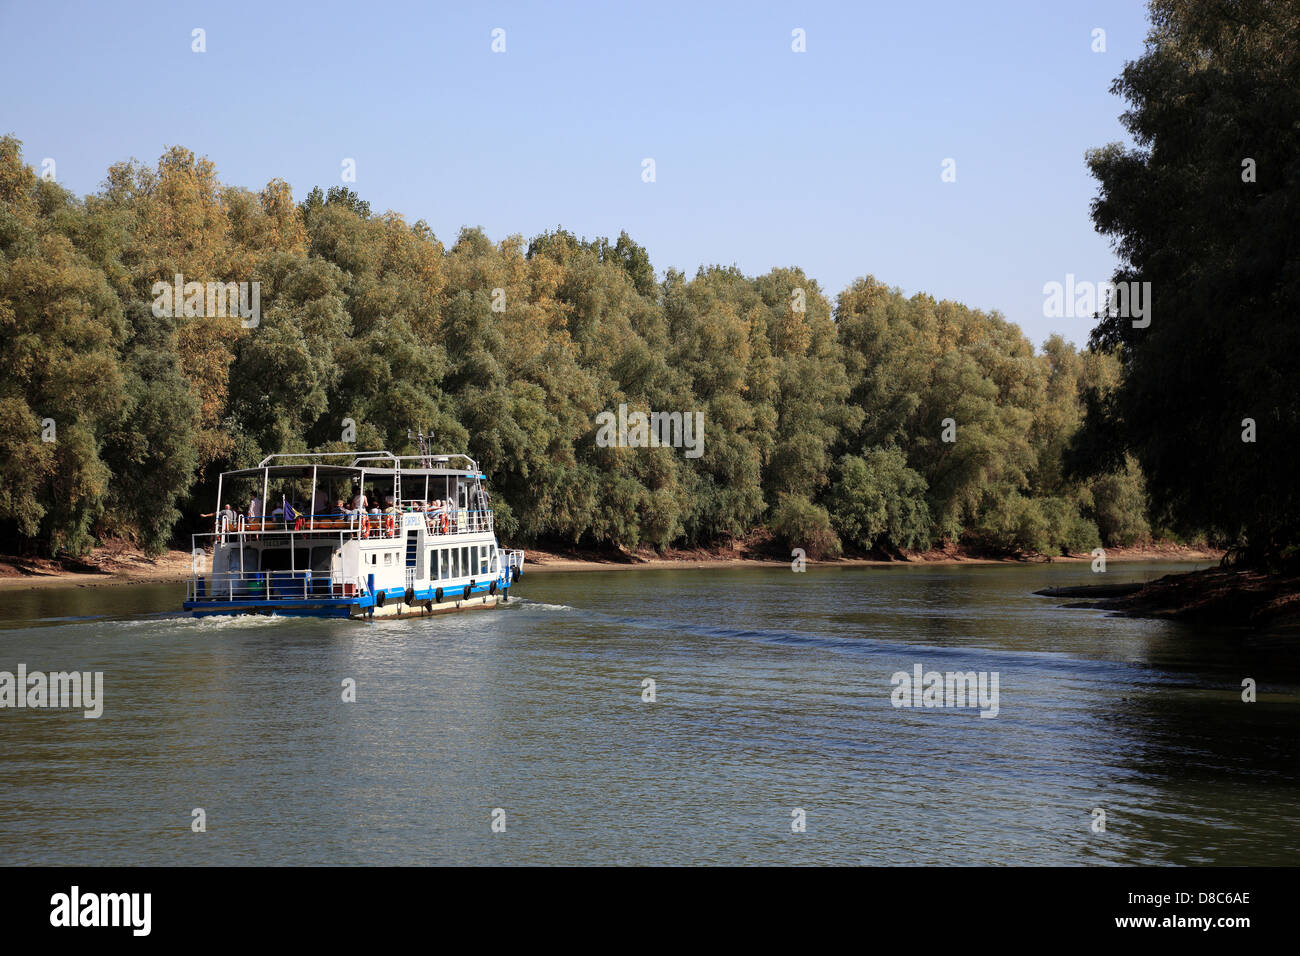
[479,548,489,575]
[460,546,469,578]
[451,548,460,578]
[469,546,478,577]
[261,548,311,572]
[383,553,391,567]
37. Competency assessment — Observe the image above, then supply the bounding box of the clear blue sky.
[0,0,1149,348]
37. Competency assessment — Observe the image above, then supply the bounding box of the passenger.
[384,496,399,515]
[249,494,264,519]
[352,490,368,512]
[202,503,238,527]
[312,487,329,517]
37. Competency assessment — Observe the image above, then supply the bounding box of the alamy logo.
[890,663,999,718]
[1042,274,1150,328]
[0,665,103,718]
[595,403,704,458]
[151,273,261,327]
[50,886,151,936]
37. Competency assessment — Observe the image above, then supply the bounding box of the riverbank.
[0,540,1220,590]
[522,540,1218,574]
[0,547,196,591]
[1037,565,1300,635]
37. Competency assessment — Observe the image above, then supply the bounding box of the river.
[1,560,1296,865]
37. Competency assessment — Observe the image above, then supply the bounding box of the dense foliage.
[1075,0,1298,564]
[1,137,1156,559]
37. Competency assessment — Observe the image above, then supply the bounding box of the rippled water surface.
[1,560,1296,865]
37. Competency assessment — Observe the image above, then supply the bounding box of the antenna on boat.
[408,426,432,468]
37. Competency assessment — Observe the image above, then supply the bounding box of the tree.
[1076,0,1300,563]
[828,448,931,553]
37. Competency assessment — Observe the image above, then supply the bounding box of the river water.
[0,560,1296,866]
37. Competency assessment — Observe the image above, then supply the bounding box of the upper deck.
[201,450,497,545]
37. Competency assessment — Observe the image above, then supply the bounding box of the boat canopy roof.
[219,452,485,481]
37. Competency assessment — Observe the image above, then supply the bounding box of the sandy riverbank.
[0,542,1220,591]
[521,542,1218,574]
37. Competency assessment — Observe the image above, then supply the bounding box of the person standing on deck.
[312,486,329,517]
[249,494,263,519]
[201,504,238,528]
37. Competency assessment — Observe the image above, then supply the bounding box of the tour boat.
[183,450,524,618]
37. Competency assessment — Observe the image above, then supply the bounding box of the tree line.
[1,135,1167,561]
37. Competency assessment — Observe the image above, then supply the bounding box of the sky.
[0,0,1151,348]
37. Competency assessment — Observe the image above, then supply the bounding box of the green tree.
[1076,0,1300,562]
[828,448,931,553]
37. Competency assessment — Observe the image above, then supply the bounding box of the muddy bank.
[519,542,1217,573]
[0,540,1219,591]
[1036,566,1300,633]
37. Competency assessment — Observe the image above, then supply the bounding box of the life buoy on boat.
[440,512,451,534]
[384,515,396,537]
[361,515,370,539]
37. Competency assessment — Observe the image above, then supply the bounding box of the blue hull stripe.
[186,576,508,617]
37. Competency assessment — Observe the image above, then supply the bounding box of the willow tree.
[1076,0,1300,563]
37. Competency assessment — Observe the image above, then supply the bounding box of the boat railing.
[187,569,365,603]
[204,509,494,543]
[200,509,495,547]
[208,511,368,537]
[419,508,494,536]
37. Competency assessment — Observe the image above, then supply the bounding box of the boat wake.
[517,602,1177,684]
[514,600,577,612]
